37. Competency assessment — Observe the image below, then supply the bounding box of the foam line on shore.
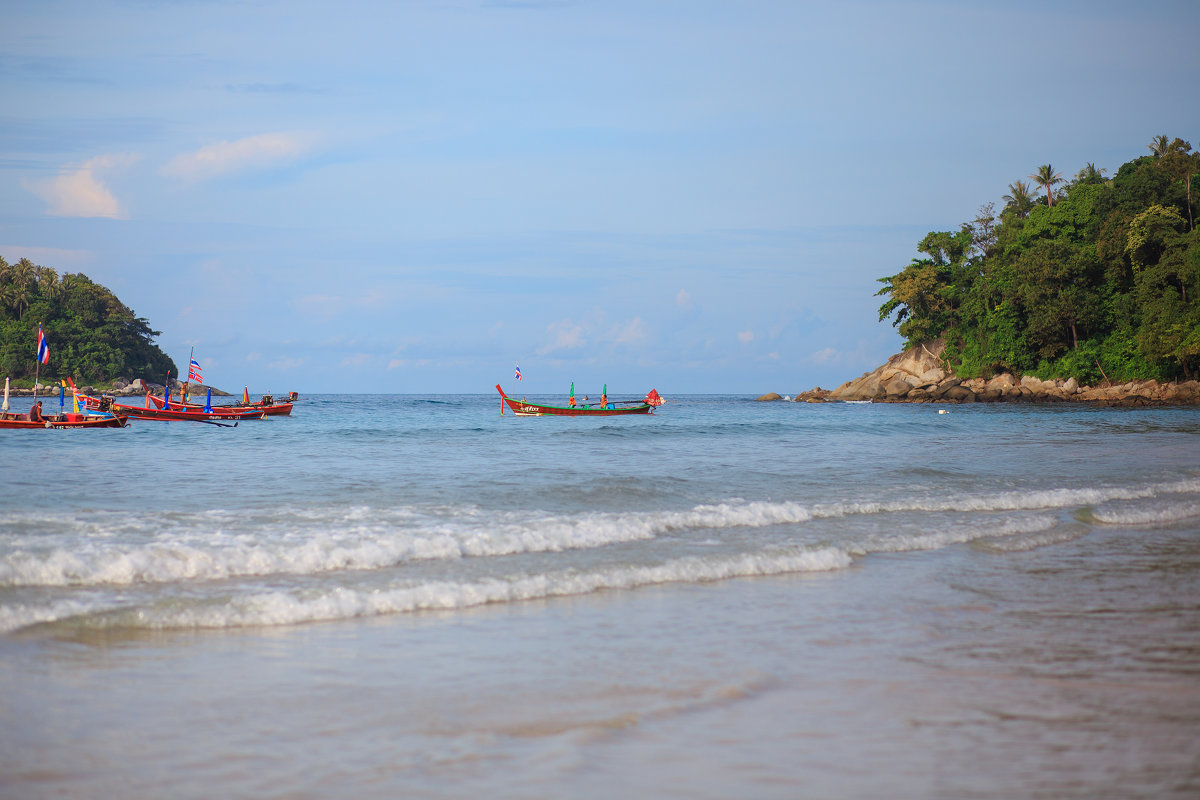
[24,546,854,632]
[3,475,1196,589]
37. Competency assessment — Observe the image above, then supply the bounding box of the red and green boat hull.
[496,385,652,416]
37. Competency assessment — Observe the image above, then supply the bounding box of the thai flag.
[188,358,203,383]
[515,362,522,381]
[36,326,49,365]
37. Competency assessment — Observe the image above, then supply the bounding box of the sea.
[1,393,1199,799]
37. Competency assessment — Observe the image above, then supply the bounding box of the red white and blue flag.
[188,358,203,383]
[36,326,50,365]
[514,362,522,381]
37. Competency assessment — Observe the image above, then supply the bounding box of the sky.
[2,0,1198,395]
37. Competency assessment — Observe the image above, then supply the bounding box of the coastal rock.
[916,367,945,387]
[794,388,831,403]
[792,337,1200,406]
[756,393,783,402]
[986,373,1016,391]
[941,385,976,403]
[884,377,912,398]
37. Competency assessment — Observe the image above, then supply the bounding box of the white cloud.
[610,316,648,346]
[537,319,587,354]
[22,154,138,219]
[341,353,373,367]
[738,330,754,344]
[676,289,693,310]
[161,132,315,181]
[811,347,838,363]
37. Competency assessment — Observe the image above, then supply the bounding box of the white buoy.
[938,409,948,414]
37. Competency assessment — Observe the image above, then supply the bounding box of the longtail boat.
[0,333,128,428]
[148,392,293,417]
[0,410,128,429]
[84,395,265,424]
[496,384,653,416]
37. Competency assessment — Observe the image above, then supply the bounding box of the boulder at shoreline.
[777,338,1200,406]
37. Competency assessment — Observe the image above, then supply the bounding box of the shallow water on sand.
[1,395,1199,797]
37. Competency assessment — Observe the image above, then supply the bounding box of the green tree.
[1002,180,1035,219]
[0,257,176,383]
[1074,162,1107,184]
[1159,138,1200,230]
[1148,134,1170,159]
[1030,164,1064,207]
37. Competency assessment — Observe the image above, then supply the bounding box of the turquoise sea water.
[2,395,1199,798]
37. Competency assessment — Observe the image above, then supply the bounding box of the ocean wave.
[3,474,1197,589]
[846,514,1060,555]
[1086,500,1200,526]
[24,546,853,632]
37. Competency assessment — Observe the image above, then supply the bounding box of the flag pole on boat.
[33,322,48,401]
[184,346,193,404]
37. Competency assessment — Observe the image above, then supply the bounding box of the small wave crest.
[1086,500,1200,526]
[24,546,853,632]
[4,474,1197,589]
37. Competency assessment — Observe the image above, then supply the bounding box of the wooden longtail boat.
[148,394,293,417]
[495,385,653,416]
[0,411,128,429]
[84,396,265,423]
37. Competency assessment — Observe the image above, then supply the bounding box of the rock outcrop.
[789,338,1200,406]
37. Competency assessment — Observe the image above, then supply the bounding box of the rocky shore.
[760,339,1200,407]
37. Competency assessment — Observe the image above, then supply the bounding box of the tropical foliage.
[0,256,176,384]
[878,136,1200,383]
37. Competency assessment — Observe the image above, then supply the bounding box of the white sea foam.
[974,524,1091,553]
[34,546,853,631]
[810,476,1200,519]
[3,475,1197,589]
[1088,500,1200,526]
[847,514,1060,555]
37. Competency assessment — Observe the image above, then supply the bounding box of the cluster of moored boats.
[0,381,296,430]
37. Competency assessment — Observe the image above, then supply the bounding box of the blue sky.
[2,0,1198,395]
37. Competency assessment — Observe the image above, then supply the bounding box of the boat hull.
[116,404,266,422]
[495,385,653,416]
[149,395,293,416]
[85,395,268,421]
[0,412,128,429]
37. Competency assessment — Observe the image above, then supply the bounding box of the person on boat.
[600,392,607,409]
[28,400,43,422]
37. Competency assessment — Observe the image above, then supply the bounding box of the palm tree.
[1148,134,1170,159]
[1002,180,1035,219]
[1075,162,1107,184]
[38,268,61,303]
[1030,164,1064,206]
[8,258,35,319]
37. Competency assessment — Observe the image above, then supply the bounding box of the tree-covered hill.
[0,256,176,385]
[877,136,1200,383]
